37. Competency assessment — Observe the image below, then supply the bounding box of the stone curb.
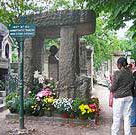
[6,113,96,125]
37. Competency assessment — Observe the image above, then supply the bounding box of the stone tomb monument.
[24,10,96,99]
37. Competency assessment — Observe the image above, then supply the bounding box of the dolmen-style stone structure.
[24,10,96,98]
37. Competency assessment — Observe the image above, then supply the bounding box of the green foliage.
[12,52,18,62]
[45,39,60,50]
[72,98,83,116]
[24,97,37,115]
[0,80,5,91]
[5,92,18,103]
[6,92,20,113]
[77,0,136,60]
[6,91,37,115]
[0,0,53,25]
[82,17,123,70]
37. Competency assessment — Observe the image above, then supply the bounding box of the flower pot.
[61,113,69,118]
[69,113,75,119]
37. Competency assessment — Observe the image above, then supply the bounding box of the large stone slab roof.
[33,10,95,27]
[29,10,96,37]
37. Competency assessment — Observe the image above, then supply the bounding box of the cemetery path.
[0,85,136,135]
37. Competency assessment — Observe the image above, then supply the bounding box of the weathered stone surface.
[33,10,95,27]
[24,34,45,95]
[31,34,45,73]
[59,26,77,98]
[28,10,96,38]
[75,75,92,100]
[79,41,87,74]
[24,38,33,94]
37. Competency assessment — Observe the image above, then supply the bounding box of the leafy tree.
[44,39,60,50]
[75,0,136,60]
[76,0,134,29]
[82,17,133,70]
[0,0,53,25]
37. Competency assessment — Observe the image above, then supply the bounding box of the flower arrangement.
[53,97,73,114]
[36,87,52,99]
[78,104,96,119]
[31,86,56,116]
[6,71,100,120]
[32,70,57,96]
[29,71,57,116]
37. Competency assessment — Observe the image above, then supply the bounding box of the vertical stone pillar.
[59,26,77,98]
[24,38,33,95]
[24,33,45,95]
[79,41,87,75]
[31,34,45,73]
[75,36,80,75]
[86,47,94,89]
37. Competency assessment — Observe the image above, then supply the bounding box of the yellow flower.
[79,104,85,110]
[47,97,54,103]
[44,98,48,103]
[44,97,54,103]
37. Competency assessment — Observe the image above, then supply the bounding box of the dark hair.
[117,57,128,67]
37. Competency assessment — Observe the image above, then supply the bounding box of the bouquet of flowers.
[53,97,73,114]
[31,87,56,116]
[78,97,99,120]
[32,70,57,95]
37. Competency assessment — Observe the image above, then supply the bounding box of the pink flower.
[36,90,52,98]
[36,91,43,98]
[44,87,51,91]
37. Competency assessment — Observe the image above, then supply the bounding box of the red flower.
[88,104,97,109]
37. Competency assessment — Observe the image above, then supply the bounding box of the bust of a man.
[49,45,59,64]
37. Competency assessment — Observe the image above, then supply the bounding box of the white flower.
[36,97,40,101]
[28,91,31,94]
[38,75,44,84]
[34,70,40,78]
[53,97,73,111]
[42,71,47,76]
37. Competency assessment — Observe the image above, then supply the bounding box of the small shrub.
[6,92,20,113]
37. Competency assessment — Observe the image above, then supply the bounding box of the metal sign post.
[9,16,35,129]
[19,37,24,129]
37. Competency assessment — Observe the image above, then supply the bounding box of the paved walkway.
[0,85,136,135]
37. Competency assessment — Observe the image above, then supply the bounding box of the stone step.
[0,104,6,112]
[0,91,6,97]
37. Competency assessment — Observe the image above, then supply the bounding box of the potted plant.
[78,97,100,120]
[71,98,83,118]
[42,97,55,117]
[53,97,73,118]
[6,92,20,113]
